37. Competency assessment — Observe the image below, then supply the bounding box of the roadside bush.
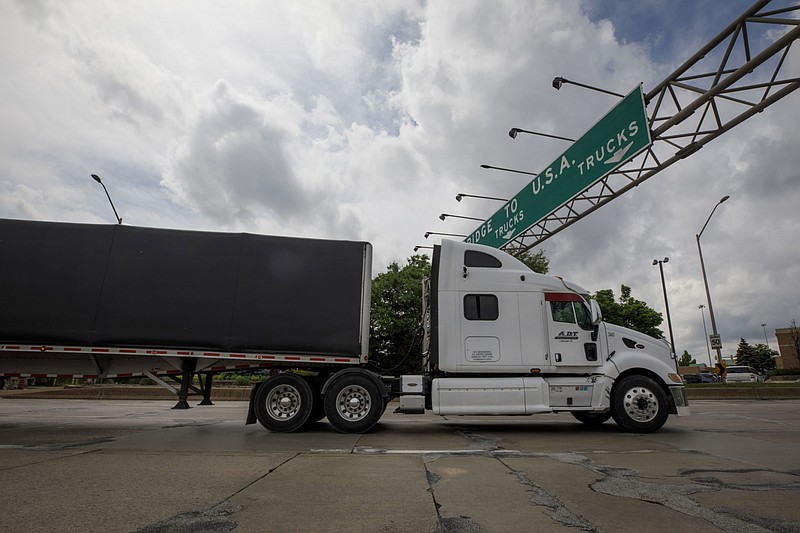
[772,368,800,376]
[233,375,251,386]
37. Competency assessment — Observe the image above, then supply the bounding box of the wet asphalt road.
[1,398,799,532]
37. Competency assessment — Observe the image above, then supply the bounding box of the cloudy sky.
[2,0,798,363]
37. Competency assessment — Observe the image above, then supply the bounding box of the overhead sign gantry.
[459,0,799,253]
[465,86,651,248]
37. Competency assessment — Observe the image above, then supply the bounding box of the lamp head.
[509,128,519,139]
[414,246,420,252]
[439,214,447,221]
[552,77,565,90]
[720,195,730,204]
[91,174,102,184]
[663,257,669,263]
[424,232,431,239]
[455,194,463,202]
[652,259,658,266]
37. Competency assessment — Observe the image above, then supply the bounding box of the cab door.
[544,293,600,367]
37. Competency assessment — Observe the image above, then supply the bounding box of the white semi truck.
[0,219,688,434]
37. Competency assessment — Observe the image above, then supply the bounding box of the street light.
[424,231,467,239]
[90,174,123,224]
[480,164,538,177]
[699,305,712,367]
[696,195,730,364]
[653,257,677,366]
[455,193,508,203]
[551,77,624,98]
[439,213,483,222]
[414,245,433,252]
[508,128,575,143]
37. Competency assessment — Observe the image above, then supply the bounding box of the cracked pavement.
[0,398,799,532]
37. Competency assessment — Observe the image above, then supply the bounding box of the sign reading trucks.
[466,85,652,248]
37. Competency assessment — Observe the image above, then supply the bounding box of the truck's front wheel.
[324,373,383,433]
[253,374,313,433]
[611,375,669,433]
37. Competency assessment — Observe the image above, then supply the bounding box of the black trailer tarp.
[0,219,369,357]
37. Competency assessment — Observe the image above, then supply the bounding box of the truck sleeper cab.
[415,239,688,433]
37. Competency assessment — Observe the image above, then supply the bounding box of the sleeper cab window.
[464,250,502,268]
[464,294,499,321]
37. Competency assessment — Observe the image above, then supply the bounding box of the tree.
[369,255,431,372]
[735,338,777,374]
[591,285,664,339]
[678,350,696,366]
[512,249,549,274]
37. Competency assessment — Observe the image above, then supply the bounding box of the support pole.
[172,357,197,410]
[199,372,214,406]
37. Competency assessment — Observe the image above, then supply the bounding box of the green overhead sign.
[466,84,651,248]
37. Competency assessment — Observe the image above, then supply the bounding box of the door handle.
[555,353,562,362]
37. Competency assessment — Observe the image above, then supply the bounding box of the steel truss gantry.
[502,0,800,253]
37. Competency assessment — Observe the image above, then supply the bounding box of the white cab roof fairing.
[437,239,588,296]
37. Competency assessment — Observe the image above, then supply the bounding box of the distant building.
[775,326,800,369]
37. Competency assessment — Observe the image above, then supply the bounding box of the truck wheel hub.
[336,385,371,420]
[623,386,658,423]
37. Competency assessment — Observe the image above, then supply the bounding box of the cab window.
[550,301,575,323]
[551,301,592,331]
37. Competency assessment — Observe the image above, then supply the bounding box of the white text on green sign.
[466,85,651,248]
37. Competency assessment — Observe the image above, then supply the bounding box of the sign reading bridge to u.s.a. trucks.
[466,84,652,248]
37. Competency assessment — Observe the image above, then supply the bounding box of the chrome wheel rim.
[622,385,659,423]
[266,384,302,421]
[335,385,371,421]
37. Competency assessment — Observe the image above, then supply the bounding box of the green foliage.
[772,367,800,376]
[591,285,664,339]
[678,350,696,366]
[233,375,251,386]
[512,249,549,274]
[369,254,431,372]
[735,339,777,374]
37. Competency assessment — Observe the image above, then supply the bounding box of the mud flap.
[245,382,265,425]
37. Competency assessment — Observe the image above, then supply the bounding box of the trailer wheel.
[611,375,669,433]
[571,411,612,426]
[253,374,313,433]
[324,373,383,433]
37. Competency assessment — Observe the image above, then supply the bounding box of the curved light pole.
[653,257,676,366]
[508,128,575,142]
[696,195,730,364]
[761,323,769,347]
[439,213,483,222]
[699,305,712,367]
[90,174,123,224]
[551,77,624,98]
[480,164,537,177]
[455,193,508,203]
[424,231,467,239]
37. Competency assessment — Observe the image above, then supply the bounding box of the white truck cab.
[417,239,688,433]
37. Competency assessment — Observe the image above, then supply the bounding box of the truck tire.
[611,375,669,433]
[571,411,612,426]
[324,373,383,433]
[253,374,313,433]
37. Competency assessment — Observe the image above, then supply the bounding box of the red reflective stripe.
[544,292,583,302]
